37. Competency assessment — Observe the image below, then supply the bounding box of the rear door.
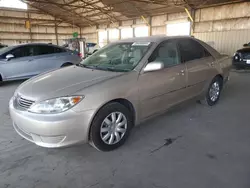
[2,45,38,80]
[54,46,81,64]
[33,45,79,74]
[32,45,63,74]
[177,38,215,97]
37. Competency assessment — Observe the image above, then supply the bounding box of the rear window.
[178,39,212,62]
[198,40,221,59]
[54,47,66,53]
[86,43,96,47]
[36,45,66,55]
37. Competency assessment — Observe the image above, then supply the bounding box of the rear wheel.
[89,102,133,151]
[201,76,223,106]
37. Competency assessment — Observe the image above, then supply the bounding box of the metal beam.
[0,31,74,35]
[65,0,80,5]
[79,27,82,38]
[148,16,152,36]
[21,0,83,27]
[0,38,53,41]
[196,0,245,8]
[45,0,97,26]
[0,15,58,22]
[27,12,33,41]
[23,0,85,8]
[23,0,97,10]
[78,0,118,22]
[30,0,97,26]
[81,5,183,20]
[106,0,169,6]
[184,8,194,22]
[55,18,59,45]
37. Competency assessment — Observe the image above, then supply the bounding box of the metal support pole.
[148,16,152,36]
[133,19,136,37]
[27,12,32,42]
[185,8,195,36]
[96,25,99,45]
[118,21,121,40]
[107,24,109,44]
[79,27,82,38]
[191,9,195,35]
[54,18,59,45]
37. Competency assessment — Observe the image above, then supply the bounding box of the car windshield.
[0,46,14,55]
[80,42,152,72]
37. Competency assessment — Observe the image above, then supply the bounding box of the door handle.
[28,59,33,62]
[177,70,185,76]
[210,62,215,67]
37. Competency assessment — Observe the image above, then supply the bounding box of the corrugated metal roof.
[21,0,246,27]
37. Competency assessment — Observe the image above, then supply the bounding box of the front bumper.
[9,97,95,148]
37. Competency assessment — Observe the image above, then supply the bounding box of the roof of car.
[116,35,194,43]
[12,43,62,48]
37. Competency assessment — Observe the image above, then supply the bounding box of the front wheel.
[61,63,73,67]
[201,77,223,106]
[89,102,133,151]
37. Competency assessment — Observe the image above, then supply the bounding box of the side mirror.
[6,54,14,61]
[243,43,248,47]
[143,62,164,73]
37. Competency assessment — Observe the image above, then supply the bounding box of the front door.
[3,45,37,80]
[138,40,187,119]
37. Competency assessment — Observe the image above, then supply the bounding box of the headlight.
[234,52,241,61]
[28,96,83,114]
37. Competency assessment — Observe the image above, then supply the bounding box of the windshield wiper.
[77,64,96,69]
[77,64,130,72]
[104,67,130,72]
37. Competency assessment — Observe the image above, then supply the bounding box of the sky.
[0,0,27,9]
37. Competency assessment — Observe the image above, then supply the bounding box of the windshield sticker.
[132,42,150,46]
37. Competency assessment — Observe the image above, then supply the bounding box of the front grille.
[14,95,35,110]
[241,53,250,59]
[40,135,66,144]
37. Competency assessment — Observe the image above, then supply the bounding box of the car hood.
[237,47,250,53]
[16,65,126,101]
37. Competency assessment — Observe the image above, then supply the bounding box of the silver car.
[0,43,81,82]
[9,36,231,151]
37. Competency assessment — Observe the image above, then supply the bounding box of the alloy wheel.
[100,112,127,145]
[209,81,220,102]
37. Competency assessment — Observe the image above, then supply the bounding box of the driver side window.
[11,46,36,58]
[148,40,180,68]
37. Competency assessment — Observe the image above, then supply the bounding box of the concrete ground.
[0,72,250,188]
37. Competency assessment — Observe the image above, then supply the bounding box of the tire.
[89,102,133,151]
[61,63,73,67]
[200,76,223,106]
